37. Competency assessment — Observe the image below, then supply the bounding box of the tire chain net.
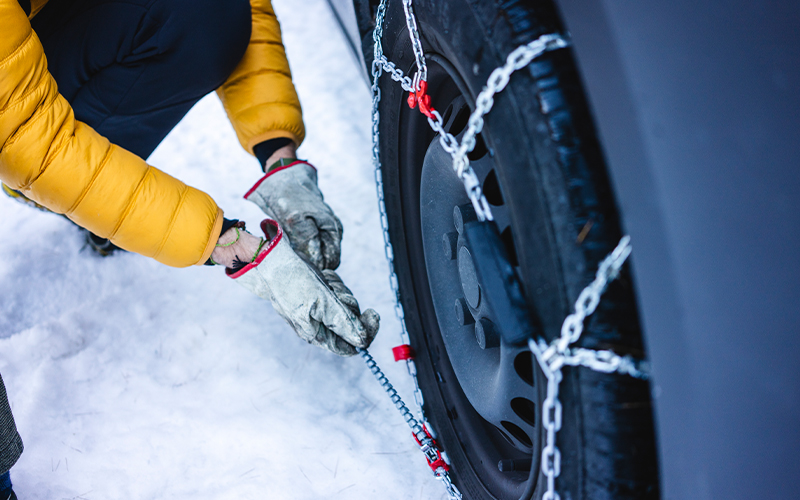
[361,0,650,499]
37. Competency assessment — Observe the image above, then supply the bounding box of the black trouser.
[32,0,252,159]
[0,375,23,475]
[1,0,252,473]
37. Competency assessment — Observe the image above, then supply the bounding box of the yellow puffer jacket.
[0,0,304,267]
[217,0,305,152]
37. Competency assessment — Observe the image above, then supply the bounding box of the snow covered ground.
[0,0,446,498]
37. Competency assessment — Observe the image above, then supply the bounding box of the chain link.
[358,349,462,499]
[529,236,649,500]
[371,56,427,421]
[381,3,569,221]
[562,347,650,378]
[369,2,648,500]
[456,34,569,187]
[371,2,462,497]
[401,0,428,85]
[358,349,427,441]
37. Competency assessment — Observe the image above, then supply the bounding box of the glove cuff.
[226,219,284,279]
[243,160,317,200]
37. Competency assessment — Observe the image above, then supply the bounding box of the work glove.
[229,219,379,356]
[244,160,343,270]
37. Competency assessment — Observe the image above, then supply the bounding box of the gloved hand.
[229,219,379,356]
[245,160,343,270]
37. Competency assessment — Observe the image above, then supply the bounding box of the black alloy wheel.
[357,0,660,498]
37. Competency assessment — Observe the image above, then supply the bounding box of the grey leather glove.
[244,160,343,270]
[229,219,378,356]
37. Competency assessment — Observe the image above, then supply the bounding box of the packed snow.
[0,0,447,497]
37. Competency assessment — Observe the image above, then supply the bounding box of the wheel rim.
[397,53,546,497]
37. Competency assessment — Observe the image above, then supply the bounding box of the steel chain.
[369,1,648,500]
[371,3,460,497]
[371,0,428,421]
[455,34,569,184]
[529,236,649,500]
[401,0,428,86]
[358,349,462,499]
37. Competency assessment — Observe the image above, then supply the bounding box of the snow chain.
[357,349,460,499]
[528,237,650,500]
[366,1,650,499]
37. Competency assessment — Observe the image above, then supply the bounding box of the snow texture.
[0,0,445,498]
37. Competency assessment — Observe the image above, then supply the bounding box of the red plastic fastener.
[429,456,450,473]
[392,344,416,362]
[407,80,436,119]
[412,427,451,473]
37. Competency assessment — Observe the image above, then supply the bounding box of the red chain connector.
[392,344,416,361]
[412,425,450,473]
[428,454,449,474]
[407,80,436,119]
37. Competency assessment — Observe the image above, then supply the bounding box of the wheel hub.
[419,122,540,454]
[393,53,547,496]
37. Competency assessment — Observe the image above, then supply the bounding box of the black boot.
[85,230,123,257]
[0,471,15,500]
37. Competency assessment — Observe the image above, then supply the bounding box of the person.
[0,0,380,496]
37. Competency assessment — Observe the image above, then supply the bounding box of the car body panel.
[554,1,800,498]
[324,0,369,84]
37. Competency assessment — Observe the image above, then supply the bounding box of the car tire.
[358,0,660,498]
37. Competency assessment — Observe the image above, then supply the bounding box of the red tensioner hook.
[407,80,436,119]
[413,425,450,473]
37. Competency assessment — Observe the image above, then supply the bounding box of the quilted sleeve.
[0,0,223,267]
[216,0,305,154]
